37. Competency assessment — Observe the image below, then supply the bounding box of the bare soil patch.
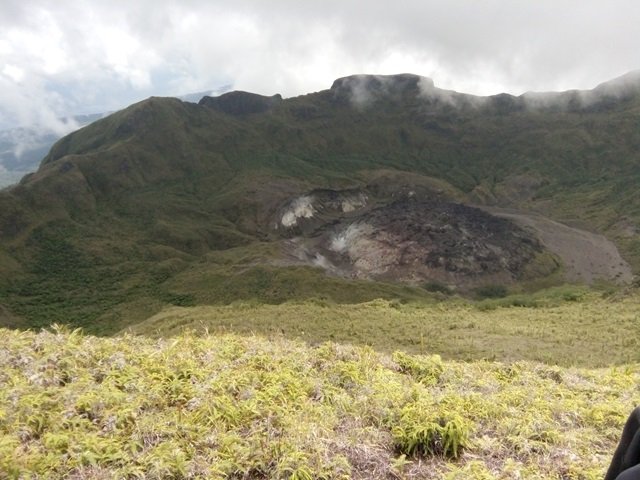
[480,206,633,284]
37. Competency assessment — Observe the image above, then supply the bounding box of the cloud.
[0,70,80,134]
[0,1,639,130]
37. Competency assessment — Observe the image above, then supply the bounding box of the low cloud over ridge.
[1,0,639,130]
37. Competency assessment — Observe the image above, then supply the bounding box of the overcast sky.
[1,0,639,132]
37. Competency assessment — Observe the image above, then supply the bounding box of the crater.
[278,191,557,289]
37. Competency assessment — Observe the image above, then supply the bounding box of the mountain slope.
[1,72,640,331]
[0,87,233,189]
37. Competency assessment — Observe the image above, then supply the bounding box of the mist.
[1,1,639,132]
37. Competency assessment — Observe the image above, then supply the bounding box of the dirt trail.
[480,206,634,285]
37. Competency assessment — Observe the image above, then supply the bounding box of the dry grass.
[0,326,638,479]
[129,289,640,367]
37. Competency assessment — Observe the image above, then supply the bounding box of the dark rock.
[199,91,283,115]
[330,74,431,105]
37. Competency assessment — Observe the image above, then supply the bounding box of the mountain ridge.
[0,86,233,189]
[1,71,639,331]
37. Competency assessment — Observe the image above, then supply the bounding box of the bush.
[393,351,444,385]
[474,284,508,299]
[392,401,469,459]
[423,281,452,295]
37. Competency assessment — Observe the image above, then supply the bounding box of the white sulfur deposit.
[341,193,367,213]
[281,196,315,227]
[311,253,333,270]
[330,223,371,253]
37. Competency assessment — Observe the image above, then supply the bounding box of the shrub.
[392,401,469,459]
[423,281,452,295]
[474,284,508,299]
[393,351,444,385]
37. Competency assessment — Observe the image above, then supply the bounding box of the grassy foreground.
[1,326,638,479]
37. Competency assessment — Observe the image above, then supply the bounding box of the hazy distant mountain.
[1,72,639,331]
[0,113,106,188]
[0,86,232,188]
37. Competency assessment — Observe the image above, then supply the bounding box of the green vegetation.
[0,326,637,479]
[2,75,640,331]
[474,284,509,299]
[423,281,453,295]
[0,235,438,334]
[130,287,640,367]
[2,76,640,478]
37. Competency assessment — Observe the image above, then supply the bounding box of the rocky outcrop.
[330,74,432,106]
[199,91,283,115]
